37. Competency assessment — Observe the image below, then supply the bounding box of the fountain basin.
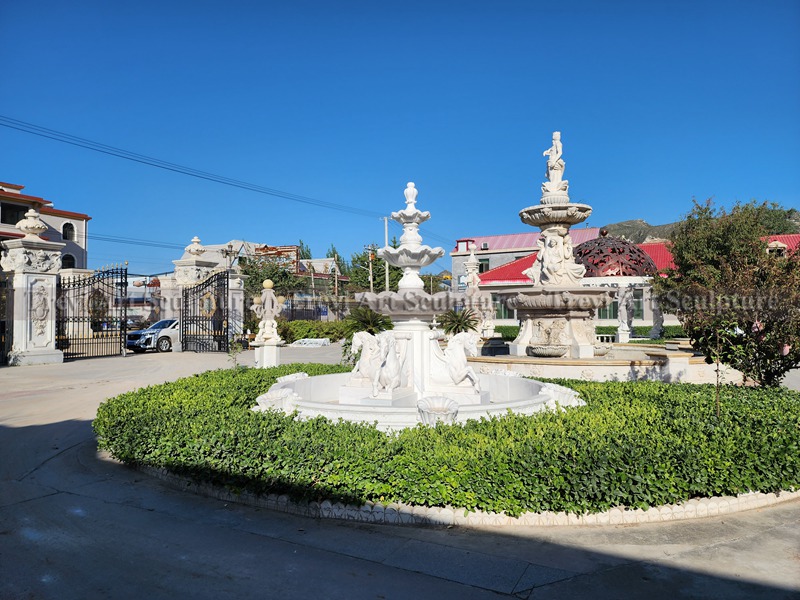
[254,372,584,431]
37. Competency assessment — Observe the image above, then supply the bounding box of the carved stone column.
[227,270,247,343]
[0,209,66,365]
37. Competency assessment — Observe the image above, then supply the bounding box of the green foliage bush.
[494,325,519,341]
[277,320,349,344]
[94,370,800,516]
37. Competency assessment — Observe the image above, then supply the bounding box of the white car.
[126,319,180,353]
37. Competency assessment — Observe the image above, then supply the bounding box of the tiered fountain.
[254,181,583,430]
[506,132,613,358]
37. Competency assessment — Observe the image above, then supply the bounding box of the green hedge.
[94,369,800,516]
[596,325,686,340]
[494,325,520,341]
[277,320,349,344]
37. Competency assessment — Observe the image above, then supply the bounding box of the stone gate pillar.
[228,271,247,342]
[0,209,65,365]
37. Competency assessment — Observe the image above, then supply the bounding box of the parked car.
[126,319,180,353]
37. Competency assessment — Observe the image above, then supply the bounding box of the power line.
[0,115,384,219]
[2,114,456,255]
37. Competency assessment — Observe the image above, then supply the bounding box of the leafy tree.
[347,246,403,293]
[298,239,313,260]
[654,199,800,387]
[325,243,350,276]
[238,257,307,331]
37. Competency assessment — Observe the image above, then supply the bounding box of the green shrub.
[437,309,479,335]
[94,371,800,517]
[495,325,519,341]
[595,326,618,336]
[275,320,349,344]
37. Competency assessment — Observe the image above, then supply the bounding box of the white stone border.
[140,466,799,527]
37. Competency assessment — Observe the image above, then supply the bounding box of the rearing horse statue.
[443,331,481,391]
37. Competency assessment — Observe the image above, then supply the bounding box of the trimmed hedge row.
[494,324,686,341]
[494,325,520,341]
[93,367,800,516]
[277,321,349,344]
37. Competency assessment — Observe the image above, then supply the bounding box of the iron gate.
[0,277,10,366]
[182,270,229,352]
[56,265,128,360]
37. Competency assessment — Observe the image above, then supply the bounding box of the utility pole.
[383,216,390,292]
[333,253,339,297]
[365,244,378,293]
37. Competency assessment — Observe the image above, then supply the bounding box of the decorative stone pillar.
[250,279,283,368]
[228,270,247,343]
[0,209,66,365]
[171,236,218,353]
[172,236,217,287]
[462,243,497,340]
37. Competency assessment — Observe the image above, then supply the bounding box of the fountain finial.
[541,131,569,200]
[404,182,418,207]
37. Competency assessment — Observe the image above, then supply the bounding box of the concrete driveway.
[1,348,799,599]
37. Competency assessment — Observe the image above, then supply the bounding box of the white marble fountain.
[254,180,584,430]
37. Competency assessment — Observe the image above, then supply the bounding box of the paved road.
[1,349,799,599]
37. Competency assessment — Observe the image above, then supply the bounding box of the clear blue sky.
[2,0,798,275]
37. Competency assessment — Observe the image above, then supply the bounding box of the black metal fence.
[283,298,356,321]
[56,266,128,360]
[182,270,229,352]
[0,277,10,365]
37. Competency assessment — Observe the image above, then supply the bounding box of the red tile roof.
[479,234,800,285]
[454,228,600,253]
[478,253,538,285]
[768,233,800,251]
[639,242,675,271]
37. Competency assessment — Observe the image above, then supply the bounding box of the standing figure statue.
[542,131,569,193]
[253,279,284,344]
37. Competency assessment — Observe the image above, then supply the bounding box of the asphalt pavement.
[1,347,799,599]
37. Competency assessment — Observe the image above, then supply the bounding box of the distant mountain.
[602,209,800,244]
[601,219,677,244]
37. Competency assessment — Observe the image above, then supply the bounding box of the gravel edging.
[140,465,800,527]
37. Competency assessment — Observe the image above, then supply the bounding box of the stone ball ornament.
[263,279,274,289]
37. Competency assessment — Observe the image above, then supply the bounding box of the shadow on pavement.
[2,418,799,600]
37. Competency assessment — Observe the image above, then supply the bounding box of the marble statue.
[351,331,382,382]
[617,286,635,333]
[253,279,284,344]
[373,331,402,396]
[542,131,569,193]
[649,296,664,339]
[443,331,481,391]
[524,231,585,286]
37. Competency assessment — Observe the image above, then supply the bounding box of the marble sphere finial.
[404,182,418,206]
[262,279,274,289]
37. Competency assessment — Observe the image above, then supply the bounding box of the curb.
[141,466,800,528]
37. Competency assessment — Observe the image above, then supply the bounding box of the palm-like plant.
[437,309,479,336]
[343,306,393,336]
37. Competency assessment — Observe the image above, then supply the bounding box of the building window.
[1,203,26,226]
[478,259,490,273]
[768,242,787,257]
[492,293,514,320]
[62,254,76,269]
[598,301,618,320]
[62,223,76,241]
[634,288,645,319]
